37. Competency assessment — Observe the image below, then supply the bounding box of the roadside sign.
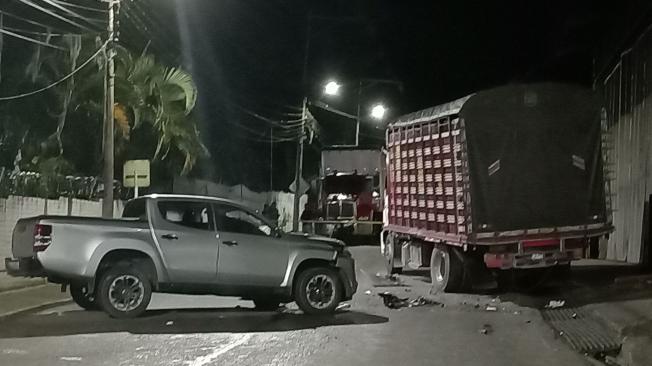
[123,160,150,197]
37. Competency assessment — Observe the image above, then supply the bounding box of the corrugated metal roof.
[390,94,474,127]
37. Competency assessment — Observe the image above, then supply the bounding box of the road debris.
[378,293,444,309]
[485,306,497,311]
[479,324,493,335]
[364,290,372,295]
[336,303,351,311]
[378,292,410,309]
[165,321,174,326]
[545,300,566,309]
[409,296,444,307]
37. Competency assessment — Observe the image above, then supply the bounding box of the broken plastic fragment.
[479,324,493,335]
[545,300,565,309]
[336,303,351,311]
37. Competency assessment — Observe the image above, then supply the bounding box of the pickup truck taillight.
[33,224,52,252]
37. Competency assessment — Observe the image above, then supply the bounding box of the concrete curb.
[0,278,48,294]
[0,298,72,321]
[0,284,73,321]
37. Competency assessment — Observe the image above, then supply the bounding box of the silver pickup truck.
[5,194,357,318]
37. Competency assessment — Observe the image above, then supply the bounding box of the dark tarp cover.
[460,83,606,232]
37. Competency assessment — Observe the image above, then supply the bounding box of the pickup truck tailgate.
[12,217,39,258]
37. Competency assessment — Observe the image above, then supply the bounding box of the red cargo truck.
[381,83,613,292]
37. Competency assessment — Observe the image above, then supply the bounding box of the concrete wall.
[0,196,123,270]
[597,23,652,263]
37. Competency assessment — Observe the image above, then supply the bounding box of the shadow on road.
[498,264,652,309]
[393,261,652,310]
[0,308,388,338]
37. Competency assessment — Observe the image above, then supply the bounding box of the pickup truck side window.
[158,201,214,231]
[214,204,272,236]
[122,199,147,221]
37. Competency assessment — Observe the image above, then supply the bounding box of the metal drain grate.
[542,307,621,356]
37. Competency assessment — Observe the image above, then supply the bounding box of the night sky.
[160,0,617,190]
[4,0,643,191]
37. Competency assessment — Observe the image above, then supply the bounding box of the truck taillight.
[33,224,52,252]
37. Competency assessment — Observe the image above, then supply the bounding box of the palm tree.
[113,45,208,175]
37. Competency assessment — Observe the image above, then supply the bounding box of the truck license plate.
[531,253,544,260]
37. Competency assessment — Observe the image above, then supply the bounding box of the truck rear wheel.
[70,283,98,311]
[430,245,465,293]
[97,265,152,318]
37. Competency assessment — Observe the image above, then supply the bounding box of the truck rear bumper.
[4,257,45,277]
[484,248,584,269]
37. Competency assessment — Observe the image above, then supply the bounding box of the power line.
[0,25,85,36]
[0,39,107,101]
[0,9,70,32]
[235,105,307,129]
[16,0,93,31]
[50,0,107,13]
[122,0,180,62]
[39,0,105,26]
[0,28,64,50]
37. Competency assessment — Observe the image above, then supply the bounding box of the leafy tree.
[0,37,207,190]
[111,45,207,175]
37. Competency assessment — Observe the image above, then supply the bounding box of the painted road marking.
[60,356,83,361]
[185,334,252,366]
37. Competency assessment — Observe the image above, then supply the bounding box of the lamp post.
[321,79,390,146]
[370,104,387,120]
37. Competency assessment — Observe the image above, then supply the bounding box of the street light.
[370,104,387,120]
[324,81,341,96]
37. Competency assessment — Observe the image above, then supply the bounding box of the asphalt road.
[0,247,601,366]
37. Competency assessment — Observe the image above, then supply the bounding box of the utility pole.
[102,0,117,218]
[355,80,362,147]
[292,97,307,232]
[292,10,312,232]
[269,126,273,194]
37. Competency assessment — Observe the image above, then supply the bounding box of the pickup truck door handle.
[161,233,178,240]
[222,240,238,246]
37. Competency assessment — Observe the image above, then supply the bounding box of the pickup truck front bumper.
[4,257,45,278]
[336,253,358,300]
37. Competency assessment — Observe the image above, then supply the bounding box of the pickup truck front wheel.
[97,265,152,318]
[294,267,343,315]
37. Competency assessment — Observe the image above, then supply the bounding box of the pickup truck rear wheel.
[70,283,98,310]
[294,267,343,315]
[97,265,152,318]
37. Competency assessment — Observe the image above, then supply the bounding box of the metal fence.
[0,168,123,201]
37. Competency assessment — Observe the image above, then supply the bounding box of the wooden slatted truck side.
[381,83,613,292]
